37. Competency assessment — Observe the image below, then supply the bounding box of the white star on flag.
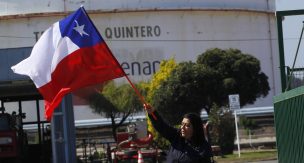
[73,20,89,37]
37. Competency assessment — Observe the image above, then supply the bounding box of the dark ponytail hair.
[183,113,206,146]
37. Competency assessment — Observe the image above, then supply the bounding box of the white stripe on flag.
[12,22,79,88]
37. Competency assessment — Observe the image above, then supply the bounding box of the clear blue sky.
[276,0,304,68]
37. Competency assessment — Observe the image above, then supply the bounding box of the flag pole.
[124,75,157,120]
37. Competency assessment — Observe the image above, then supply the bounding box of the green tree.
[152,48,270,125]
[198,48,270,154]
[197,48,270,108]
[89,81,143,141]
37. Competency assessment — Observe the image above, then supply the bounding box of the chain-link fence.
[286,67,304,90]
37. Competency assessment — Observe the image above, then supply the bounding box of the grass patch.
[213,150,277,163]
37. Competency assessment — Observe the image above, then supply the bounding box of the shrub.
[209,104,236,154]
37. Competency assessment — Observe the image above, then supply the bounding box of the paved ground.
[251,160,278,163]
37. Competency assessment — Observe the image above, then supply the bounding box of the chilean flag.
[11,7,125,120]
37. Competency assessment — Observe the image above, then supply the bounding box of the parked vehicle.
[0,107,24,162]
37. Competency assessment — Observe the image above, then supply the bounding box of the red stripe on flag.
[38,43,125,120]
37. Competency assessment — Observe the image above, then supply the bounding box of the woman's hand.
[144,103,155,114]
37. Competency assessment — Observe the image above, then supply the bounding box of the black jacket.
[149,111,213,163]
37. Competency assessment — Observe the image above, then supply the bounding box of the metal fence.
[286,67,304,90]
[274,86,304,163]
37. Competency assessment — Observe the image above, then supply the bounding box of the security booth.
[0,47,52,163]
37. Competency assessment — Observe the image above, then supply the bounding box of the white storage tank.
[0,0,280,108]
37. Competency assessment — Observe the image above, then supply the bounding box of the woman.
[144,104,214,163]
